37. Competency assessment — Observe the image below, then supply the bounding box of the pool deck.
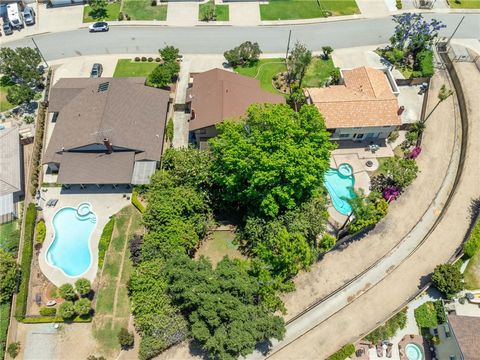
[38,185,132,286]
[398,335,432,360]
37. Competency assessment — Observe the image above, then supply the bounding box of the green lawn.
[260,0,359,20]
[199,0,229,21]
[303,57,336,87]
[83,2,121,22]
[0,302,10,360]
[464,250,480,289]
[93,206,142,356]
[113,59,158,78]
[0,221,20,254]
[235,58,287,94]
[123,0,167,20]
[197,230,244,266]
[0,86,14,112]
[449,0,480,8]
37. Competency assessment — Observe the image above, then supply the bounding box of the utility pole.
[446,16,465,47]
[31,37,49,68]
[285,29,292,61]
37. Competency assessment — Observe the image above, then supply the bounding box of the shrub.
[129,234,143,266]
[75,278,91,297]
[159,45,180,63]
[417,49,434,78]
[74,298,92,317]
[147,57,153,62]
[125,13,130,20]
[414,302,438,334]
[432,263,463,299]
[387,130,399,143]
[348,192,389,234]
[59,283,76,301]
[39,307,57,316]
[118,11,124,21]
[365,309,407,342]
[0,249,17,303]
[396,0,402,9]
[319,234,336,253]
[141,56,147,62]
[7,342,20,359]
[58,301,76,319]
[463,219,480,258]
[327,343,355,360]
[411,70,423,79]
[134,56,140,62]
[21,315,91,324]
[98,217,115,269]
[155,57,161,62]
[35,220,46,244]
[224,41,261,67]
[151,0,157,5]
[23,115,35,124]
[166,118,174,142]
[15,203,36,319]
[321,46,334,60]
[132,191,145,213]
[118,327,134,349]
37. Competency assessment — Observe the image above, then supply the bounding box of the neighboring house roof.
[304,66,401,129]
[56,152,135,184]
[448,314,480,360]
[0,127,21,196]
[44,77,170,164]
[187,68,285,131]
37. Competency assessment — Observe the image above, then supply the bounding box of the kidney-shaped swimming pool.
[46,202,97,277]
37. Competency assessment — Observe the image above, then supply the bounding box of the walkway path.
[258,58,480,359]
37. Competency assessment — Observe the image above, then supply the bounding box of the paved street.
[5,15,479,60]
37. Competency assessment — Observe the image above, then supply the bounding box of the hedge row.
[413,49,434,78]
[15,203,36,320]
[327,343,355,360]
[98,217,115,270]
[464,218,480,258]
[21,315,92,324]
[0,302,10,360]
[132,191,145,213]
[29,101,47,196]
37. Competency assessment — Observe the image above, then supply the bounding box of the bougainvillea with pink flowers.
[383,186,401,202]
[409,146,422,159]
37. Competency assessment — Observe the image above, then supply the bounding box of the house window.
[449,356,456,360]
[339,134,349,138]
[355,133,364,139]
[433,328,439,336]
[198,128,207,134]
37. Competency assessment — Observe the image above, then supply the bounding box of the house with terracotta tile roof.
[304,66,402,142]
[186,68,285,148]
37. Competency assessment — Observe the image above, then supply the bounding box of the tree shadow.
[188,340,209,360]
[89,8,108,20]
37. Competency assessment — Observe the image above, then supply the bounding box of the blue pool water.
[405,343,424,360]
[323,163,356,216]
[46,203,97,277]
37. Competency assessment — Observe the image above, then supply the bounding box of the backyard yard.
[303,56,336,87]
[122,0,168,20]
[260,0,359,20]
[92,206,143,357]
[196,230,244,265]
[113,59,158,78]
[83,2,121,22]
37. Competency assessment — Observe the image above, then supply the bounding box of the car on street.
[23,6,35,25]
[90,63,103,78]
[2,21,13,35]
[88,22,109,32]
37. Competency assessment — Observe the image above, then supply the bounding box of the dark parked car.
[88,22,109,32]
[23,7,35,26]
[90,63,103,78]
[2,22,13,35]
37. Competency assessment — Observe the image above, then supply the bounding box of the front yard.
[122,0,168,20]
[234,58,287,94]
[113,59,158,77]
[303,57,336,87]
[83,2,121,22]
[260,0,359,20]
[449,0,480,8]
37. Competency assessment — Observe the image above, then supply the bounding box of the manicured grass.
[83,2,121,22]
[93,206,142,356]
[235,58,287,94]
[0,221,20,254]
[449,0,480,8]
[260,0,359,20]
[123,0,167,20]
[465,250,480,289]
[0,86,14,112]
[196,230,244,266]
[0,302,10,360]
[303,57,336,88]
[113,59,158,78]
[199,0,229,21]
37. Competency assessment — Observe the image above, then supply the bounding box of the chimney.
[103,138,113,154]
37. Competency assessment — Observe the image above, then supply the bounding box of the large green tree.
[287,41,312,87]
[0,47,42,86]
[432,263,463,299]
[164,255,285,360]
[6,84,35,106]
[209,104,334,218]
[0,249,18,303]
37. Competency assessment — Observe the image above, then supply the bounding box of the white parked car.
[88,22,109,32]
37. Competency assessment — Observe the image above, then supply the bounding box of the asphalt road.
[6,14,480,60]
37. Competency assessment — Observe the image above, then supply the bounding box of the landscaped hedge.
[39,307,57,316]
[21,315,91,324]
[98,217,115,269]
[416,49,434,78]
[364,308,407,343]
[132,191,145,213]
[35,220,46,244]
[29,101,47,196]
[414,301,438,334]
[15,203,36,320]
[464,218,480,258]
[327,343,355,360]
[0,302,11,360]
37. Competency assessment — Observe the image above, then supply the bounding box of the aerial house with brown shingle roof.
[186,68,285,148]
[43,77,170,186]
[304,66,402,143]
